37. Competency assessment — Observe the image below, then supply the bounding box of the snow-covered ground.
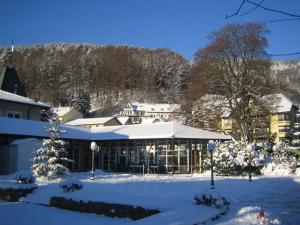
[1,171,300,225]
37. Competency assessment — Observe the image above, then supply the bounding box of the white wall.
[0,138,42,174]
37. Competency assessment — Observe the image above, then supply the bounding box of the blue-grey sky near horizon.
[1,0,300,60]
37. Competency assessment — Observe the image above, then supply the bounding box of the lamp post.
[208,140,216,189]
[246,144,253,182]
[146,144,152,174]
[90,142,100,180]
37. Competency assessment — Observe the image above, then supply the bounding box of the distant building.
[269,94,299,143]
[0,65,26,96]
[54,107,83,124]
[66,117,122,128]
[120,102,180,124]
[193,93,299,143]
[0,90,50,121]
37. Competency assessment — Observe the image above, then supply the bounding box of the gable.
[0,65,26,97]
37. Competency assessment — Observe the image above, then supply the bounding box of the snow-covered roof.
[10,138,40,145]
[0,117,231,141]
[129,102,180,112]
[141,117,168,124]
[266,93,294,113]
[66,117,117,126]
[0,90,50,108]
[115,116,130,125]
[0,117,91,140]
[54,107,73,117]
[89,122,231,140]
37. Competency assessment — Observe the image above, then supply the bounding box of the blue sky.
[1,0,300,60]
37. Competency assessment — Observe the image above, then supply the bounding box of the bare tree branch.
[225,0,246,19]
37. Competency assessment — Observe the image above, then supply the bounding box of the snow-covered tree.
[204,141,260,176]
[272,142,297,172]
[32,116,70,179]
[70,88,91,115]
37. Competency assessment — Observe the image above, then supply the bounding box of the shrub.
[194,191,229,210]
[203,141,261,176]
[59,178,83,192]
[15,171,36,184]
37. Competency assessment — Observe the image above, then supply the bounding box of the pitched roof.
[89,122,231,140]
[0,90,51,108]
[54,107,73,117]
[66,117,118,126]
[271,93,294,113]
[0,117,90,140]
[0,117,231,141]
[0,65,26,96]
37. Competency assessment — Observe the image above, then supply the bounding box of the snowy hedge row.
[203,141,298,176]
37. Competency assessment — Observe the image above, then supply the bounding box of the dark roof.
[0,90,50,108]
[0,65,26,97]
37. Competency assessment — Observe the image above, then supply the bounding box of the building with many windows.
[120,102,180,124]
[0,116,231,174]
[193,93,299,143]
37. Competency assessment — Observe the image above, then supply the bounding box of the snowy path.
[1,172,299,225]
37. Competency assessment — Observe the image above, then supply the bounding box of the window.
[278,114,290,121]
[279,126,290,133]
[7,111,22,119]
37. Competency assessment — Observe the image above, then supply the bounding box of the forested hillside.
[0,44,190,109]
[1,43,299,114]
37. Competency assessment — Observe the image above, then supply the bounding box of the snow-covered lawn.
[1,171,300,225]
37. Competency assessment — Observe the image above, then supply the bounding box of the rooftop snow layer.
[89,122,231,140]
[0,117,231,141]
[272,93,294,113]
[0,117,91,140]
[0,90,50,108]
[66,117,116,125]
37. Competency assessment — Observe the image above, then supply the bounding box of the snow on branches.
[32,116,71,180]
[262,142,297,175]
[204,141,260,176]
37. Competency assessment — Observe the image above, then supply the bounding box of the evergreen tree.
[32,116,70,179]
[70,88,91,115]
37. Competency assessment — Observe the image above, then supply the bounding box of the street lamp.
[208,140,216,189]
[146,144,153,174]
[90,142,100,180]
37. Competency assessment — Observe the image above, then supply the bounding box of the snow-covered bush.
[59,178,83,192]
[262,142,297,175]
[15,171,36,184]
[32,116,72,180]
[203,141,261,176]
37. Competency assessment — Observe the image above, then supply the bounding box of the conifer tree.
[32,116,70,179]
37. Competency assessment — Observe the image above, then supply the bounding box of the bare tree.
[191,22,275,142]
